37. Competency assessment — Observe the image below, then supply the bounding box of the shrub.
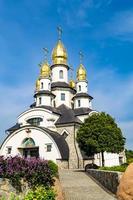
[0,156,55,191]
[24,186,56,200]
[99,164,127,172]
[48,160,58,177]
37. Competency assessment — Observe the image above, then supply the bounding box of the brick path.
[59,170,116,200]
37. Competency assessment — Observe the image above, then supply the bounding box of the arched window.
[79,85,81,91]
[41,82,43,89]
[61,93,65,101]
[27,117,43,126]
[39,97,41,105]
[22,138,35,147]
[62,131,68,139]
[78,100,81,107]
[59,70,63,79]
[48,83,51,90]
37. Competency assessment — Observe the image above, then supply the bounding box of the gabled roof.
[34,90,55,98]
[29,104,61,115]
[72,93,93,100]
[6,123,20,133]
[74,107,93,116]
[51,82,76,93]
[55,104,82,125]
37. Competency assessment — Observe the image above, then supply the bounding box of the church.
[0,29,125,169]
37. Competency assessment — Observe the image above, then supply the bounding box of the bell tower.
[34,48,55,107]
[74,52,93,109]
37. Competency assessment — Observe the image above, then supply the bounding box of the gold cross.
[79,51,84,63]
[43,48,49,62]
[57,26,62,40]
[38,62,42,68]
[69,65,74,79]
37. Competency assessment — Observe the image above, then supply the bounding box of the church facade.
[0,31,125,168]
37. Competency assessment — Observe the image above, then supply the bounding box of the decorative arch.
[22,137,35,147]
[59,70,63,79]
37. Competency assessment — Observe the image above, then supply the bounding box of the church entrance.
[23,147,39,158]
[19,137,39,158]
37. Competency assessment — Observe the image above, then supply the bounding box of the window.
[27,117,43,126]
[7,147,12,154]
[119,157,123,165]
[62,131,68,139]
[71,102,74,109]
[22,138,35,147]
[78,100,81,107]
[41,82,43,89]
[61,93,65,101]
[79,85,81,91]
[39,97,41,105]
[59,70,63,79]
[48,83,51,90]
[53,100,56,107]
[46,144,52,152]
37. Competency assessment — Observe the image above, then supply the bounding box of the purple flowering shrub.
[0,156,54,191]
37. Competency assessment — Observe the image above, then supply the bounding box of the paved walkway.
[59,170,116,200]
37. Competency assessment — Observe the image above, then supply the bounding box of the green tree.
[77,112,125,166]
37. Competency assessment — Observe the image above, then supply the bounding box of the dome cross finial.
[79,51,84,64]
[70,65,74,79]
[57,26,62,40]
[38,62,42,68]
[43,47,49,63]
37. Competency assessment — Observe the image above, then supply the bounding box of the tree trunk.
[101,151,105,167]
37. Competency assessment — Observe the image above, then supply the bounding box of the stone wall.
[86,169,123,194]
[57,160,69,169]
[0,178,28,199]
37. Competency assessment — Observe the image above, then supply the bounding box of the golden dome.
[77,64,87,81]
[69,79,76,88]
[40,62,51,78]
[36,79,40,91]
[52,40,67,65]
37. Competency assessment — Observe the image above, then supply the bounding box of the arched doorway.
[19,137,39,158]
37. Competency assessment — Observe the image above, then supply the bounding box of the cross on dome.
[79,51,84,64]
[57,26,63,40]
[70,65,74,79]
[43,47,49,62]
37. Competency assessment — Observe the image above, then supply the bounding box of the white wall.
[76,81,88,93]
[51,66,68,83]
[18,108,59,130]
[39,78,51,91]
[74,97,90,109]
[0,127,61,162]
[36,95,52,107]
[94,152,120,167]
[52,89,73,108]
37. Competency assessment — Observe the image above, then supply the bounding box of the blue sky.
[0,0,133,149]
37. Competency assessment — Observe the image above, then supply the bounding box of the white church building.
[0,30,125,169]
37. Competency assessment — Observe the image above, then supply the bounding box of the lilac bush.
[0,156,54,191]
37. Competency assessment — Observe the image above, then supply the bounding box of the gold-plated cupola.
[52,27,68,65]
[40,48,51,78]
[36,78,40,91]
[69,65,75,88]
[40,62,51,78]
[69,79,76,88]
[77,64,87,81]
[77,51,87,81]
